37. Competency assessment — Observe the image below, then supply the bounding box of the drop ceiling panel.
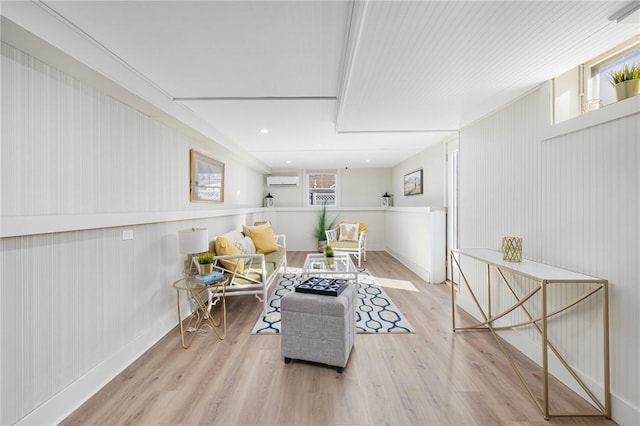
[18,0,639,170]
[44,0,350,97]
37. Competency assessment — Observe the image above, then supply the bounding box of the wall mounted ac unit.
[267,176,299,186]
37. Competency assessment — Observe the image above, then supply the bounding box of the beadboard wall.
[0,42,265,425]
[457,84,639,424]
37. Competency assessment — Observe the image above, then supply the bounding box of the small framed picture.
[190,149,225,202]
[403,169,423,196]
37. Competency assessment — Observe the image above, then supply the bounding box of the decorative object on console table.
[381,192,393,207]
[502,236,522,262]
[178,227,209,277]
[264,192,274,208]
[609,63,640,101]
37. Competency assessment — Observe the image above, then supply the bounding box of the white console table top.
[453,248,605,283]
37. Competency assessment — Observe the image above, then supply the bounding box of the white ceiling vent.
[267,176,299,186]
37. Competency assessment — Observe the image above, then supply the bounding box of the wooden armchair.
[325,222,368,268]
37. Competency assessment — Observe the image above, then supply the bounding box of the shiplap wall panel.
[0,43,206,217]
[0,43,264,424]
[542,114,639,406]
[459,85,639,421]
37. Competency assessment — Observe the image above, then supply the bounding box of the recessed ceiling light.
[286,160,292,164]
[260,128,269,134]
[365,159,371,163]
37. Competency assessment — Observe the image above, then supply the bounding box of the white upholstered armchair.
[325,222,368,268]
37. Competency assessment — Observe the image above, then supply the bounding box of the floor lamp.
[178,227,209,277]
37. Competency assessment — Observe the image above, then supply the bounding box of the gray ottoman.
[281,283,356,373]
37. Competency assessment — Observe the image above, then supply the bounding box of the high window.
[553,37,639,123]
[584,43,640,109]
[306,171,337,206]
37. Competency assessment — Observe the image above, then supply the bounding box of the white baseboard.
[611,395,640,426]
[16,309,180,426]
[385,248,432,283]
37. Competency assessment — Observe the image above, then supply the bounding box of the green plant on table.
[197,252,214,264]
[324,244,335,258]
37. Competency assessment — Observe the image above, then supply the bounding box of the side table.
[173,276,228,348]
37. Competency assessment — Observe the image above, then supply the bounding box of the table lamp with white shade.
[178,227,209,276]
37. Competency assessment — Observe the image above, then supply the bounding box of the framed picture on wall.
[403,169,423,196]
[190,149,225,202]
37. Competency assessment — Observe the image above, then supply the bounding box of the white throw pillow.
[235,236,257,255]
[339,223,359,241]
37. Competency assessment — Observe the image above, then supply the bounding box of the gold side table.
[173,276,228,348]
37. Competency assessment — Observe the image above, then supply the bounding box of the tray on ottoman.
[295,277,348,296]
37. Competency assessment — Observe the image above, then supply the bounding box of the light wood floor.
[62,251,614,425]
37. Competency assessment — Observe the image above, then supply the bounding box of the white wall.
[264,207,385,251]
[0,42,265,425]
[457,83,639,425]
[265,167,392,208]
[385,207,446,283]
[392,141,447,207]
[340,168,392,207]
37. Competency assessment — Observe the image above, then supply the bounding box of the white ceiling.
[19,1,640,169]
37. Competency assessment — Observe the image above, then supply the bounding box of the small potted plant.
[609,63,640,101]
[314,204,338,252]
[197,252,214,274]
[324,244,335,268]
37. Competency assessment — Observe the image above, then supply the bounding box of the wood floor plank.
[61,251,613,426]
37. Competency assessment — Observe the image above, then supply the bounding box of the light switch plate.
[122,230,133,240]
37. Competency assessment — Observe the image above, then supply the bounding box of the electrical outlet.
[122,230,134,240]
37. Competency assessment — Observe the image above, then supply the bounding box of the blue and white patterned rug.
[251,270,414,334]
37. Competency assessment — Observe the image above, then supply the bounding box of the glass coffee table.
[302,253,359,282]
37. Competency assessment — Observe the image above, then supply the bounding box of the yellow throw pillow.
[214,236,244,274]
[248,226,278,254]
[242,222,270,237]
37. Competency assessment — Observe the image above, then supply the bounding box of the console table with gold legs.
[173,276,228,348]
[450,248,610,420]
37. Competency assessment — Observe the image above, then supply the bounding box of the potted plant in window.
[609,63,640,101]
[314,204,338,252]
[197,252,214,274]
